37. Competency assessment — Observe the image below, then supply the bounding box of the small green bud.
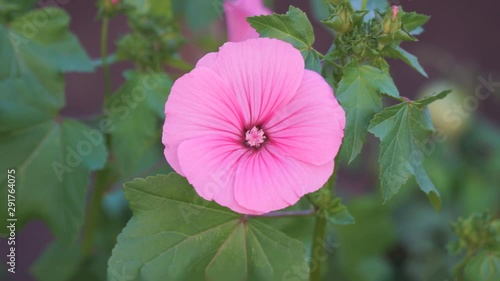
[322,3,354,33]
[351,10,368,26]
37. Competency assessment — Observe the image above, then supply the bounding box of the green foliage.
[401,11,430,35]
[449,213,500,280]
[0,7,93,132]
[386,47,428,77]
[368,91,451,210]
[336,60,399,163]
[464,252,500,281]
[248,6,321,72]
[106,70,172,178]
[108,174,309,281]
[31,241,82,281]
[308,178,355,225]
[0,7,100,241]
[0,119,107,240]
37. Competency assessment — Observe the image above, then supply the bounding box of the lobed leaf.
[368,90,452,210]
[336,60,399,163]
[108,173,309,281]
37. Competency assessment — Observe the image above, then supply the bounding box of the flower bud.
[322,3,353,33]
[381,5,401,34]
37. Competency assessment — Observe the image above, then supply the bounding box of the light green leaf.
[0,119,107,241]
[402,12,430,33]
[464,252,500,281]
[336,60,399,163]
[388,47,428,77]
[108,174,309,281]
[368,90,451,210]
[106,70,172,178]
[248,6,314,52]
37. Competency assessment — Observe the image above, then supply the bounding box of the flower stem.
[361,0,368,10]
[81,165,116,257]
[101,17,111,97]
[310,210,328,281]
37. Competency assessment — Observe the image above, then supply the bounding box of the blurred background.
[1,0,499,280]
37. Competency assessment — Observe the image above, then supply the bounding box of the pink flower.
[162,38,345,214]
[224,0,272,42]
[111,0,119,4]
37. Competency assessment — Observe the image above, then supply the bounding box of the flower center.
[245,126,266,148]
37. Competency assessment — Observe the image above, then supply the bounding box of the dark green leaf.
[106,70,172,178]
[108,173,309,281]
[368,90,452,210]
[336,60,399,163]
[0,119,107,241]
[248,6,315,52]
[31,241,82,281]
[302,49,322,73]
[0,7,93,132]
[387,47,428,77]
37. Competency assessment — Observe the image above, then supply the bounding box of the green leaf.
[31,241,82,281]
[248,7,321,73]
[108,173,309,281]
[336,61,399,163]
[368,90,452,210]
[387,47,428,77]
[402,12,430,34]
[302,49,322,73]
[0,7,93,132]
[0,119,107,241]
[464,252,500,281]
[106,70,172,178]
[248,6,314,52]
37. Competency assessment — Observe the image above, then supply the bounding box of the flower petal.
[163,67,245,175]
[265,70,346,165]
[212,38,305,127]
[224,0,271,42]
[177,136,260,214]
[195,52,218,69]
[233,145,334,213]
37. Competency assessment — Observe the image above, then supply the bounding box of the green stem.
[361,0,367,10]
[252,209,316,218]
[81,165,115,257]
[310,210,328,281]
[101,17,111,97]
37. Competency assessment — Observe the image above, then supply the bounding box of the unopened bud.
[392,5,398,19]
[322,3,354,33]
